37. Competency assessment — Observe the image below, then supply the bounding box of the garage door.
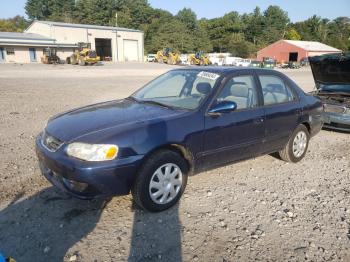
[123,40,139,62]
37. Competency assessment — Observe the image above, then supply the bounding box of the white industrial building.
[0,20,144,63]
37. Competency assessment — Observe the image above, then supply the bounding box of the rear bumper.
[323,112,350,132]
[36,135,144,199]
[309,113,324,137]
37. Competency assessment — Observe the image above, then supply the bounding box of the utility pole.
[115,12,118,27]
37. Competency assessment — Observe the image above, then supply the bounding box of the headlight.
[66,143,118,162]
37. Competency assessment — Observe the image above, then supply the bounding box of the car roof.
[174,66,276,76]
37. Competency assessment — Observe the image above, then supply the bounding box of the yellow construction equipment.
[67,42,100,66]
[156,48,180,65]
[188,51,210,66]
[41,47,60,64]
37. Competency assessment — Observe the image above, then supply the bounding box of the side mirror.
[208,100,237,115]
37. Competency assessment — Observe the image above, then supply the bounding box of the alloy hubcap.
[149,163,183,205]
[292,131,307,158]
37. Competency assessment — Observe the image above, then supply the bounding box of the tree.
[25,0,51,20]
[285,28,301,40]
[242,7,265,45]
[0,16,29,32]
[74,0,116,25]
[22,0,350,54]
[176,8,197,30]
[26,0,75,22]
[262,5,290,43]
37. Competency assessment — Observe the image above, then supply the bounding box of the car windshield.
[131,70,221,110]
[319,84,350,94]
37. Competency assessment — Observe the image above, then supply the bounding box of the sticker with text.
[197,71,220,81]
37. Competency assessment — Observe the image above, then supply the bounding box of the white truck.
[223,57,242,66]
[236,59,252,67]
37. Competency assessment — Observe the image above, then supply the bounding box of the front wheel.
[132,150,188,212]
[279,125,309,163]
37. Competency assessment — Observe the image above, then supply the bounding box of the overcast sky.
[1,0,350,22]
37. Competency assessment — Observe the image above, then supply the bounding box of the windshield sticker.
[197,71,220,81]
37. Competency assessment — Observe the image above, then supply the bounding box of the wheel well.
[301,122,311,134]
[145,144,195,175]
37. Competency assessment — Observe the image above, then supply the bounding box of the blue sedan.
[36,67,324,212]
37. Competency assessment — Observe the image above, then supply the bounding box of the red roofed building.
[257,40,341,63]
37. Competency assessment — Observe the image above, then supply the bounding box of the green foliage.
[0,16,29,32]
[176,8,197,30]
[262,6,290,43]
[285,28,302,40]
[292,15,350,50]
[25,0,75,22]
[21,0,350,54]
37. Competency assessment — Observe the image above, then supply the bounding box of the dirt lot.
[0,63,349,262]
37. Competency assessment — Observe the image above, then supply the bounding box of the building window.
[6,48,15,55]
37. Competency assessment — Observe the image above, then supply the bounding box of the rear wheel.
[79,58,86,66]
[279,124,309,163]
[132,149,188,212]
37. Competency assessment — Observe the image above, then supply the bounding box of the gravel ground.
[0,63,349,262]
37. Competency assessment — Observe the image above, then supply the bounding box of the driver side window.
[217,75,258,110]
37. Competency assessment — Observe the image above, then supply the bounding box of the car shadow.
[128,203,182,262]
[0,187,183,261]
[0,187,107,262]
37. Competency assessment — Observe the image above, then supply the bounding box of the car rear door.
[257,73,301,153]
[198,72,265,170]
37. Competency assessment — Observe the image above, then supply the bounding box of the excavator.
[156,48,180,65]
[66,42,100,66]
[188,51,210,66]
[41,47,60,64]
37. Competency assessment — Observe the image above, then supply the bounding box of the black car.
[36,67,324,212]
[309,53,350,132]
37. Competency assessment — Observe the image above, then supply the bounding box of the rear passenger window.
[259,75,295,105]
[216,75,258,110]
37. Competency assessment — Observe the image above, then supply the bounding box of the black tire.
[132,149,188,212]
[279,124,309,163]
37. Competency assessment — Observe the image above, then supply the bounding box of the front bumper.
[36,135,144,199]
[323,112,350,132]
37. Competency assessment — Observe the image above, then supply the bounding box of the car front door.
[258,73,301,153]
[198,72,265,170]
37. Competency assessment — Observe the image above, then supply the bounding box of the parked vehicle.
[262,57,276,69]
[179,54,189,65]
[223,57,242,66]
[36,67,324,212]
[146,54,156,62]
[41,47,60,64]
[67,42,100,66]
[188,51,210,66]
[281,62,301,69]
[209,57,224,66]
[309,53,350,132]
[300,57,310,67]
[236,59,252,67]
[249,60,262,68]
[156,48,180,65]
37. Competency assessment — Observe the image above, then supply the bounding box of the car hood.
[309,53,350,88]
[45,98,185,142]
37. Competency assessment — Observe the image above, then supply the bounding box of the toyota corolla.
[36,67,324,212]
